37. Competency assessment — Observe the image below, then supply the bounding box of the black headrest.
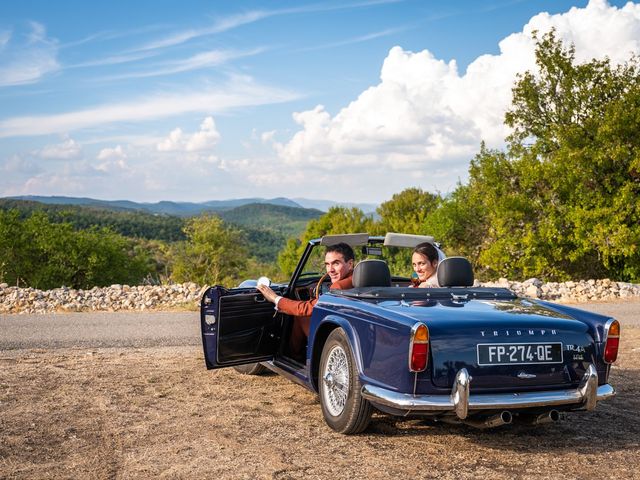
[436,257,474,287]
[353,260,392,288]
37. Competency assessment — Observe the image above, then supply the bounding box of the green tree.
[277,207,374,277]
[0,210,34,285]
[375,187,439,235]
[432,31,640,281]
[171,214,248,286]
[423,180,487,266]
[500,31,640,281]
[0,210,150,289]
[370,188,440,276]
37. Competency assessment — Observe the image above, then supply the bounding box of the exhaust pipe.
[463,411,513,429]
[520,410,561,425]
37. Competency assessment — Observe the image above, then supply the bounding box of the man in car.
[257,242,355,357]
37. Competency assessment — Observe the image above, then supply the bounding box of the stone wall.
[1,279,639,314]
[479,278,640,303]
[0,282,205,315]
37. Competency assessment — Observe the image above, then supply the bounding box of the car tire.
[233,363,267,375]
[319,328,373,434]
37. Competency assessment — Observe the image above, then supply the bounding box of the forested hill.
[0,199,322,262]
[218,203,323,236]
[6,195,307,216]
[218,203,323,262]
[0,199,186,242]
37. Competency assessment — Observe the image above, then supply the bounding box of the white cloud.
[261,130,277,143]
[106,47,266,80]
[157,116,221,152]
[131,2,400,53]
[0,75,299,138]
[296,27,406,53]
[96,145,128,172]
[97,144,126,161]
[0,30,10,50]
[68,50,161,68]
[0,22,59,87]
[134,11,271,52]
[1,153,41,174]
[186,117,221,151]
[157,128,184,152]
[21,172,87,196]
[36,137,82,159]
[274,0,640,196]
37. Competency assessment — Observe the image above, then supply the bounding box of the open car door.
[201,286,282,369]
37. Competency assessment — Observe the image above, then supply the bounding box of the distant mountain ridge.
[6,195,377,216]
[292,198,377,213]
[0,198,325,262]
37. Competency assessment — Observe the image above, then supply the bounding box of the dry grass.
[1,330,639,479]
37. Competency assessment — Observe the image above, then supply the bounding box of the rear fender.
[532,300,613,342]
[309,315,363,392]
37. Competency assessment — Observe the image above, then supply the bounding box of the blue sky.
[0,0,637,204]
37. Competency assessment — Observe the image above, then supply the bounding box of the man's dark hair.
[413,242,438,263]
[326,242,355,262]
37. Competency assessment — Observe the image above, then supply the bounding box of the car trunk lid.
[380,297,596,391]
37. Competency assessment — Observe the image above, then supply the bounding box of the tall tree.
[375,187,439,235]
[0,210,150,289]
[445,31,640,281]
[277,207,373,276]
[502,31,640,280]
[171,214,248,286]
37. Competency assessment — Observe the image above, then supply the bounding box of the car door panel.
[201,286,282,369]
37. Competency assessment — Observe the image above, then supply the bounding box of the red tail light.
[409,323,429,372]
[603,319,620,364]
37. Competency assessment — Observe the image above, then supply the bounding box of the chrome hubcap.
[322,345,349,417]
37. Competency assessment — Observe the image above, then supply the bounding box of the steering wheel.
[314,272,330,298]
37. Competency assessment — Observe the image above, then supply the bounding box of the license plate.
[477,342,563,366]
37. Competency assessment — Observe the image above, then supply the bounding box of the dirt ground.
[1,329,639,479]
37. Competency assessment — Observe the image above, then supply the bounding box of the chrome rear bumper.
[361,364,615,420]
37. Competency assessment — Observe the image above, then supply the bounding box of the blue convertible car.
[200,233,619,434]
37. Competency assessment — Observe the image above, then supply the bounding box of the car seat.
[352,259,392,288]
[436,257,474,287]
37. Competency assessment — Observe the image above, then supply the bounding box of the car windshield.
[299,241,426,281]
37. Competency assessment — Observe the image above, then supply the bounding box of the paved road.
[0,311,200,350]
[0,300,637,350]
[576,300,640,326]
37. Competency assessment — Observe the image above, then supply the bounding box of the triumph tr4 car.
[200,233,619,434]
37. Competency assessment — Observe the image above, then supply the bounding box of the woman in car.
[411,242,440,288]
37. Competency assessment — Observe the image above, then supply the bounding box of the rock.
[525,285,541,298]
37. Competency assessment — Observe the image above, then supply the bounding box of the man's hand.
[257,284,278,303]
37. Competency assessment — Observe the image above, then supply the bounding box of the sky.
[1,0,639,205]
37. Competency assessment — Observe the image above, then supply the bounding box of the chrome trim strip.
[361,363,615,418]
[603,318,619,344]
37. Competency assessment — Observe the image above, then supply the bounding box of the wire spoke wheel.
[322,345,350,416]
[318,328,373,434]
